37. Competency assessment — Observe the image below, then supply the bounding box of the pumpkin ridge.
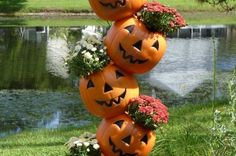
[119,44,149,64]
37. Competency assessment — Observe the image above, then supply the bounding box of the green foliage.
[204,69,236,155]
[139,11,174,33]
[229,68,236,125]
[196,0,236,11]
[0,0,26,13]
[207,110,236,155]
[150,100,228,156]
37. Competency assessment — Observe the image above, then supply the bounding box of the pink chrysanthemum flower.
[137,2,186,34]
[128,95,169,130]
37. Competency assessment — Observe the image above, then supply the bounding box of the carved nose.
[133,40,142,52]
[104,83,113,93]
[122,135,131,145]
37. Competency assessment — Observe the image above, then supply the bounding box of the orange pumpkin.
[97,114,156,156]
[88,0,147,21]
[79,64,139,118]
[105,17,167,74]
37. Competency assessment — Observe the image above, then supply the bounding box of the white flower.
[82,29,102,41]
[70,51,78,58]
[215,110,221,114]
[84,52,93,60]
[99,49,104,53]
[80,40,87,47]
[88,35,102,44]
[93,144,100,150]
[83,142,90,147]
[87,148,90,152]
[91,47,97,52]
[74,140,81,144]
[86,44,94,50]
[95,57,99,61]
[74,140,82,147]
[75,45,81,52]
[81,50,87,54]
[76,142,83,147]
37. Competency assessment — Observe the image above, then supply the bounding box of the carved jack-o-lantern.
[97,114,156,156]
[105,17,167,74]
[79,64,139,118]
[88,0,147,21]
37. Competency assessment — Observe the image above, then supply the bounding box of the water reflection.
[0,28,68,90]
[0,25,235,137]
[46,32,69,79]
[139,25,236,104]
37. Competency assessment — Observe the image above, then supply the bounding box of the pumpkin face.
[88,0,147,21]
[105,17,167,74]
[97,114,156,156]
[79,64,139,118]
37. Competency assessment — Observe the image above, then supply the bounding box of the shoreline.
[0,12,96,18]
[0,11,236,26]
[0,10,235,17]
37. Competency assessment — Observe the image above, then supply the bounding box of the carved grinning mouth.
[119,44,149,64]
[95,89,127,107]
[99,0,126,9]
[109,137,137,156]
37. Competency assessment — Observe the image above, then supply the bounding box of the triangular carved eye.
[133,40,142,51]
[122,135,131,145]
[87,79,94,89]
[114,120,124,128]
[152,40,159,50]
[104,83,113,93]
[141,134,148,145]
[124,25,135,33]
[115,70,125,79]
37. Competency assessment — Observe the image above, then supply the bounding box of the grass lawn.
[0,0,233,13]
[0,100,234,156]
[0,0,90,13]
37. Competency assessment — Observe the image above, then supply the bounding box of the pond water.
[0,25,235,137]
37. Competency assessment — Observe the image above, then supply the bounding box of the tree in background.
[197,0,236,11]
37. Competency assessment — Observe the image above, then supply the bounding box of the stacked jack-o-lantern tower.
[78,1,185,155]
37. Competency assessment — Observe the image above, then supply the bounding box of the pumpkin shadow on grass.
[0,0,27,13]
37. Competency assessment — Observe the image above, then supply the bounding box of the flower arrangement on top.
[128,95,169,130]
[66,30,110,78]
[137,2,186,34]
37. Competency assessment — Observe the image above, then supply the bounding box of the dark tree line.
[197,0,236,11]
